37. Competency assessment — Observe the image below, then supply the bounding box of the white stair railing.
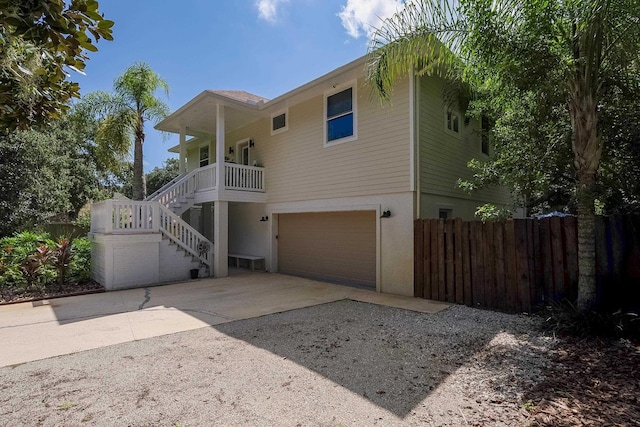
[146,164,218,214]
[158,204,213,271]
[90,200,213,272]
[145,172,188,201]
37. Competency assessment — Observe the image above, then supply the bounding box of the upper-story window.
[481,115,491,155]
[199,145,209,167]
[325,85,357,145]
[271,110,288,135]
[446,109,460,133]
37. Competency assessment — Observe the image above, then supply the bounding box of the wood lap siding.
[418,77,510,205]
[227,77,411,204]
[414,215,640,313]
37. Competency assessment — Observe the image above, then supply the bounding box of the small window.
[481,115,491,155]
[199,146,209,168]
[325,85,356,144]
[271,110,288,135]
[439,208,453,220]
[446,110,459,133]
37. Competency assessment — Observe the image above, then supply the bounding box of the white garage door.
[278,211,376,289]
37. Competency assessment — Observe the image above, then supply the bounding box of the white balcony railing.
[146,162,265,210]
[224,163,265,192]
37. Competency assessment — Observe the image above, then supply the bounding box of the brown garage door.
[278,211,376,289]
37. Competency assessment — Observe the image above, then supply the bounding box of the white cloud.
[256,0,291,23]
[339,0,406,39]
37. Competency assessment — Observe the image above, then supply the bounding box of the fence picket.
[494,222,506,311]
[430,219,439,300]
[414,215,637,313]
[470,221,484,307]
[550,217,565,300]
[437,219,446,301]
[445,219,455,303]
[504,220,518,312]
[454,218,464,305]
[462,221,472,306]
[423,221,432,299]
[414,220,424,298]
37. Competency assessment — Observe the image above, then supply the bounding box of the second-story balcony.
[147,162,266,212]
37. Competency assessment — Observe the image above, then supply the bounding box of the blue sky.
[76,0,406,172]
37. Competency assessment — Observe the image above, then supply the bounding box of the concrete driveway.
[0,272,449,367]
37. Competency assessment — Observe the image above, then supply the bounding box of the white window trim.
[270,109,288,136]
[235,138,251,165]
[323,81,358,147]
[444,108,462,138]
[199,144,209,167]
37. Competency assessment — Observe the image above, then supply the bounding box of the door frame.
[235,138,251,165]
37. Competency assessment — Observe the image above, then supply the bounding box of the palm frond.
[114,62,170,112]
[366,0,467,101]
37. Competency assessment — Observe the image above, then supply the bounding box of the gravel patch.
[0,300,555,426]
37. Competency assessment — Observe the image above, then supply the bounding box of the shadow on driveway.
[212,299,548,418]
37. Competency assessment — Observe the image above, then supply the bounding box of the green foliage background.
[0,232,91,295]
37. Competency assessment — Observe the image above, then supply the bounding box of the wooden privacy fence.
[414,215,640,313]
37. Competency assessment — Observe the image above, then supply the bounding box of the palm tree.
[86,63,170,200]
[366,0,640,310]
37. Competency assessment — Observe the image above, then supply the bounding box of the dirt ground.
[0,300,637,426]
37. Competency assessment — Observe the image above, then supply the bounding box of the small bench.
[228,253,265,271]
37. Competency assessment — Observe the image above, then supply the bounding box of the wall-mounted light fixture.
[380,210,391,218]
[228,146,234,154]
[260,216,269,222]
[249,139,255,148]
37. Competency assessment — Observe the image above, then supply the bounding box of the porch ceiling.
[155,91,266,137]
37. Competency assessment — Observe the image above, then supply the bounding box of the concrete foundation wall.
[89,233,202,290]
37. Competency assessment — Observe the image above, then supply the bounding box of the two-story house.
[89,55,508,296]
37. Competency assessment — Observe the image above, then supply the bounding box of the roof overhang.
[155,55,368,138]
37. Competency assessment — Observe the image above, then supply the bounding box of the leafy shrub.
[541,300,640,340]
[0,231,92,297]
[70,238,91,283]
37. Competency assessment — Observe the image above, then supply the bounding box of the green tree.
[0,110,128,237]
[0,0,114,130]
[366,0,640,310]
[85,63,170,200]
[460,75,640,218]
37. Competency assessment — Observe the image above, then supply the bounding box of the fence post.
[152,203,160,232]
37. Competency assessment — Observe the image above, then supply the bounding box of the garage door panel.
[278,211,376,288]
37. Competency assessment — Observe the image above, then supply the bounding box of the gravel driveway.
[0,300,554,426]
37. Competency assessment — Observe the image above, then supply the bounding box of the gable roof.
[209,90,269,106]
[155,55,367,135]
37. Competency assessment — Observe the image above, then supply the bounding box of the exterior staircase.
[89,199,214,289]
[145,164,216,216]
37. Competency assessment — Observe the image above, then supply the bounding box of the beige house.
[89,56,508,295]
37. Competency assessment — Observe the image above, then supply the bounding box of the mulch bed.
[0,281,105,305]
[524,337,640,426]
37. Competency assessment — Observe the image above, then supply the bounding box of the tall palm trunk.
[132,118,146,200]
[570,84,602,311]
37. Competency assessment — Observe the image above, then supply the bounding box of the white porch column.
[213,105,228,278]
[179,124,187,174]
[216,105,225,191]
[213,201,229,278]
